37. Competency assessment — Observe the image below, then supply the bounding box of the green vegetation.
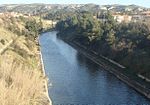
[56,11,150,79]
[25,19,42,38]
[44,10,76,21]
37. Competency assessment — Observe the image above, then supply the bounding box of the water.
[39,31,150,105]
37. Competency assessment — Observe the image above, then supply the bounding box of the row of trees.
[4,16,43,40]
[43,10,75,21]
[56,11,150,78]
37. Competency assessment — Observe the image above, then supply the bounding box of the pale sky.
[0,0,150,8]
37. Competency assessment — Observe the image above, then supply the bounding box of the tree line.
[56,11,150,79]
[5,16,43,40]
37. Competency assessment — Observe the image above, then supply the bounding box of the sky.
[0,0,150,8]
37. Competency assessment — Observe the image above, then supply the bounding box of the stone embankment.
[63,38,150,100]
[38,37,52,105]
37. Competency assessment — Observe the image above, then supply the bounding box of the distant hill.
[0,4,149,15]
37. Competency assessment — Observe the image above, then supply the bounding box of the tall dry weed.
[0,57,47,105]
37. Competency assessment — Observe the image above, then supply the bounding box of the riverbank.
[39,42,52,105]
[0,14,53,104]
[59,36,150,100]
[40,28,55,34]
[38,30,53,105]
[36,27,55,105]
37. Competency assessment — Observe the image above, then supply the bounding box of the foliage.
[56,11,150,79]
[25,19,43,38]
[56,12,104,43]
[0,39,5,45]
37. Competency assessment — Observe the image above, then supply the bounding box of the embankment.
[38,36,52,105]
[61,37,150,100]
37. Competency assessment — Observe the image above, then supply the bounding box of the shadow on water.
[40,31,150,104]
[76,52,99,74]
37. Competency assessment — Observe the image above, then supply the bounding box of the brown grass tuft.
[0,56,47,105]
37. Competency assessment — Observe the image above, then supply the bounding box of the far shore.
[58,35,150,100]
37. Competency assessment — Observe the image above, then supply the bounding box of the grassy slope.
[0,28,17,49]
[0,15,50,105]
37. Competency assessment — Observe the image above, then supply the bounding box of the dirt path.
[0,39,13,54]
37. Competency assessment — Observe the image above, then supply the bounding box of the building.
[113,15,132,23]
[132,15,144,22]
[10,12,23,17]
[141,11,150,16]
[131,11,150,22]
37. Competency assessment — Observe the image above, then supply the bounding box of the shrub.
[0,39,5,45]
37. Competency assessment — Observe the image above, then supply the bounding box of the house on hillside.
[131,15,143,22]
[141,11,150,16]
[131,11,150,22]
[0,13,4,16]
[10,12,23,17]
[112,14,132,23]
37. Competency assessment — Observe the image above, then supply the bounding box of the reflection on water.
[39,31,150,104]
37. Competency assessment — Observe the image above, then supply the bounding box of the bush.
[0,39,5,45]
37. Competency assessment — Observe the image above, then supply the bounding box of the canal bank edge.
[60,37,150,101]
[38,36,52,105]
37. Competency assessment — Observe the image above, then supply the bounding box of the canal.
[39,31,150,104]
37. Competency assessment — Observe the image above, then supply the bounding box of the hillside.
[0,4,149,15]
[0,14,51,105]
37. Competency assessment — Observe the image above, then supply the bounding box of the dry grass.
[0,52,48,105]
[0,27,17,48]
[0,14,51,105]
[0,30,49,105]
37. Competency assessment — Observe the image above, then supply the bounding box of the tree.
[25,20,39,38]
